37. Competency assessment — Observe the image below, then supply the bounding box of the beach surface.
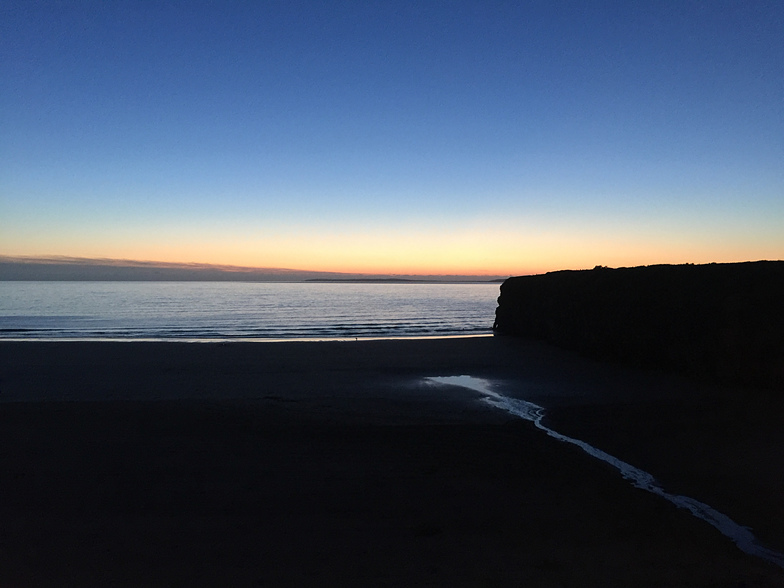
[1,338,783,586]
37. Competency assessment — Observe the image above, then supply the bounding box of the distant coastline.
[0,256,507,283]
[305,278,504,284]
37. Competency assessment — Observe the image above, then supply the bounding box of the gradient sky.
[2,1,782,275]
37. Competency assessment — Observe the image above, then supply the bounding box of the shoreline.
[0,332,494,344]
[2,338,783,585]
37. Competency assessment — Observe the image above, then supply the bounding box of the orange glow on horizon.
[3,224,782,277]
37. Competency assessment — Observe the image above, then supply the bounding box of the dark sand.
[1,338,783,587]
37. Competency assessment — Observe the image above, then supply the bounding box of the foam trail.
[427,375,784,570]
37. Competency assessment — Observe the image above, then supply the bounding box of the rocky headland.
[494,261,784,390]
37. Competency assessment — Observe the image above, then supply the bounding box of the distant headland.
[0,256,505,283]
[494,261,784,390]
[305,278,503,284]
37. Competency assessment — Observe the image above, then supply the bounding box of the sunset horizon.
[2,2,782,273]
[2,252,782,281]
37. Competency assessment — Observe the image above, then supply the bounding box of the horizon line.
[0,254,514,281]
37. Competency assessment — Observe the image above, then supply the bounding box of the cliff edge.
[494,261,784,390]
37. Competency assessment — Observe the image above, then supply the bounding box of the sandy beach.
[1,337,783,586]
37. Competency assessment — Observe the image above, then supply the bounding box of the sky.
[1,0,782,276]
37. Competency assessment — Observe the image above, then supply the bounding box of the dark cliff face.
[494,261,784,390]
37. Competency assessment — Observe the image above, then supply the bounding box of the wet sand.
[1,338,783,586]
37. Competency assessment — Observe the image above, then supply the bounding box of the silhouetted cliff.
[494,262,784,390]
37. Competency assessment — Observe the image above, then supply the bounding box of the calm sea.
[0,281,500,340]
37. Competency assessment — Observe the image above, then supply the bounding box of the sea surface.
[0,281,500,340]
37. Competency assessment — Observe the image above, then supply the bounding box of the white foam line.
[427,375,784,570]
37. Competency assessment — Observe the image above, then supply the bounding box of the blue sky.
[1,0,782,275]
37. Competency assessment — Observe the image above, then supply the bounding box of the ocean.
[0,281,500,340]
